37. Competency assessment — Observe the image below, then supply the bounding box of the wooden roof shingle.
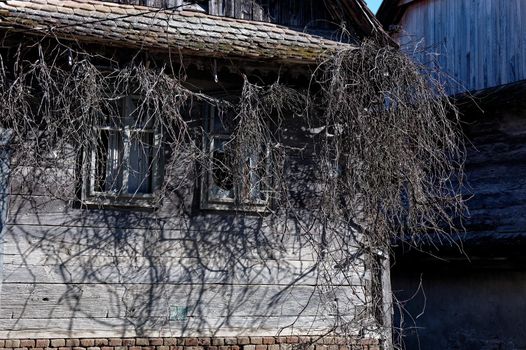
[0,0,358,64]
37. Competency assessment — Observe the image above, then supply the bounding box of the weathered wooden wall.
[0,97,377,339]
[391,99,526,350]
[461,102,526,237]
[393,0,526,95]
[0,129,12,314]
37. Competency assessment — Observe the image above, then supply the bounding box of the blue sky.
[365,0,382,14]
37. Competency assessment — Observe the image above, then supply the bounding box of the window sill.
[80,195,160,211]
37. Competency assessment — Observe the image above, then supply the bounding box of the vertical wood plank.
[397,0,526,94]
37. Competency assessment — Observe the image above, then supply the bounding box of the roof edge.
[329,0,398,47]
[376,0,409,30]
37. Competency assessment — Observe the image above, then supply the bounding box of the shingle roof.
[0,0,355,64]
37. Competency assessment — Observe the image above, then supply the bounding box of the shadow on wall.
[0,156,372,339]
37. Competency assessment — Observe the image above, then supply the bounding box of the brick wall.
[0,337,381,350]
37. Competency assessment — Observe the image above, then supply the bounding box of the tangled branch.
[0,38,465,344]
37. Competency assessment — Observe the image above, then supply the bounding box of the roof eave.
[0,0,353,65]
[376,0,414,30]
[327,0,398,47]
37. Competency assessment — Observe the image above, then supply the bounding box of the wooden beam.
[0,128,13,312]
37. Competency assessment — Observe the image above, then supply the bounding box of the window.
[82,96,162,208]
[200,104,270,212]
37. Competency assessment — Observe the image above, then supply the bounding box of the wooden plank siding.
[390,102,526,350]
[0,199,371,338]
[0,133,374,338]
[0,129,12,317]
[392,0,526,95]
[459,104,526,239]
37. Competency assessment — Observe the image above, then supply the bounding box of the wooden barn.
[377,0,526,349]
[0,1,393,350]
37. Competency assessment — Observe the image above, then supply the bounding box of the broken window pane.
[210,137,235,201]
[94,129,124,193]
[128,131,154,194]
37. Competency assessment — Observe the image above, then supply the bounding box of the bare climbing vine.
[0,36,464,348]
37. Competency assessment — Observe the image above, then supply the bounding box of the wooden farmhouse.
[377,0,526,349]
[0,1,393,350]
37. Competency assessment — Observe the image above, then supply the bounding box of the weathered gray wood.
[0,282,366,320]
[454,106,526,235]
[0,128,13,314]
[7,166,75,196]
[394,0,526,95]
[1,253,369,286]
[380,253,393,350]
[1,224,330,261]
[0,313,366,339]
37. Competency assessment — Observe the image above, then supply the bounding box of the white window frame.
[200,104,271,212]
[82,95,162,208]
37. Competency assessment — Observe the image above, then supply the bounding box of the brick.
[94,340,108,347]
[87,347,101,350]
[206,347,218,350]
[101,347,113,350]
[250,339,262,346]
[230,347,240,350]
[80,340,95,347]
[169,347,184,350]
[136,339,149,346]
[197,339,210,347]
[243,346,255,350]
[184,339,198,347]
[0,340,4,347]
[73,347,86,350]
[65,340,79,347]
[275,339,286,345]
[163,339,178,346]
[58,347,73,350]
[51,340,66,348]
[6,340,21,348]
[211,339,224,346]
[157,346,170,350]
[20,340,35,348]
[108,340,122,347]
[255,346,267,350]
[129,347,141,350]
[237,339,250,346]
[142,347,155,350]
[13,347,28,350]
[34,347,45,350]
[286,338,298,345]
[223,339,237,346]
[115,347,128,350]
[268,345,279,350]
[149,339,163,346]
[123,340,136,346]
[263,339,275,346]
